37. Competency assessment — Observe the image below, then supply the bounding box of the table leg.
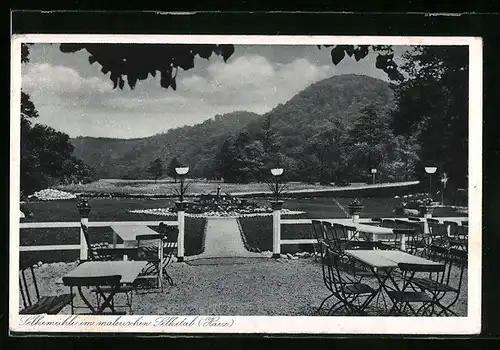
[372,267,405,315]
[113,231,117,248]
[159,244,164,292]
[400,234,406,251]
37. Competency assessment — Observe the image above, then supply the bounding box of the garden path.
[186,218,269,261]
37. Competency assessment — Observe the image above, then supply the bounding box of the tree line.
[212,104,420,185]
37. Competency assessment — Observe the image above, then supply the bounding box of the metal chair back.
[136,234,163,262]
[19,258,40,310]
[311,220,324,242]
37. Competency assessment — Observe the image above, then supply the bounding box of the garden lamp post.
[424,166,438,199]
[175,166,189,202]
[77,198,91,261]
[371,168,377,185]
[440,172,449,204]
[174,166,189,263]
[270,168,284,259]
[271,168,284,202]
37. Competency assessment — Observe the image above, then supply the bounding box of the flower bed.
[393,192,436,216]
[129,207,305,218]
[28,188,77,201]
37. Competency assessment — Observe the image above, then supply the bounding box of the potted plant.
[347,198,364,216]
[77,198,92,218]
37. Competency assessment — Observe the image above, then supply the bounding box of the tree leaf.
[128,76,137,89]
[330,47,346,65]
[160,70,171,89]
[110,73,119,89]
[219,44,235,62]
[118,76,125,89]
[353,46,370,61]
[59,43,83,53]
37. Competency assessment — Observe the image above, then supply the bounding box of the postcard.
[10,33,482,334]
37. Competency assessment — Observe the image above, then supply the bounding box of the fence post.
[77,198,91,261]
[271,200,284,258]
[175,201,187,262]
[421,205,435,234]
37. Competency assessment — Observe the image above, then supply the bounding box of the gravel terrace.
[19,258,468,316]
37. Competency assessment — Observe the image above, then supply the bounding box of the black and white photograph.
[10,34,482,334]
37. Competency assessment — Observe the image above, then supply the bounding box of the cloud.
[22,63,112,95]
[179,54,335,110]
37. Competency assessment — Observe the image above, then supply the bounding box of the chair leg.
[162,267,175,286]
[317,293,335,314]
[328,300,348,315]
[127,290,133,315]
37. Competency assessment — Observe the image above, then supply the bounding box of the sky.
[21,43,409,139]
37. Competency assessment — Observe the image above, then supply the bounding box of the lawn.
[19,198,206,262]
[56,179,340,196]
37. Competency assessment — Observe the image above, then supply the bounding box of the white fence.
[19,217,184,261]
[275,213,467,256]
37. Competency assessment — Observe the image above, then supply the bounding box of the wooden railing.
[19,215,185,261]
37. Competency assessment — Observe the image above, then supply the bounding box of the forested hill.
[72,74,395,180]
[71,111,260,179]
[264,73,394,130]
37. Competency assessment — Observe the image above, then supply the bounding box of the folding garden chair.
[63,275,131,315]
[135,234,165,292]
[19,258,73,314]
[316,235,344,314]
[386,262,445,316]
[324,222,388,279]
[159,224,179,286]
[325,246,378,316]
[321,221,336,248]
[331,223,385,251]
[410,247,467,316]
[394,219,422,253]
[403,220,438,258]
[444,221,468,251]
[311,220,326,261]
[427,218,449,247]
[377,219,410,249]
[81,224,137,262]
[311,220,324,241]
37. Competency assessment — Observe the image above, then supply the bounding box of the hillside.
[72,74,395,180]
[246,74,394,159]
[72,111,260,178]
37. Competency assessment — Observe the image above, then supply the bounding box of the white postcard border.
[10,34,482,334]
